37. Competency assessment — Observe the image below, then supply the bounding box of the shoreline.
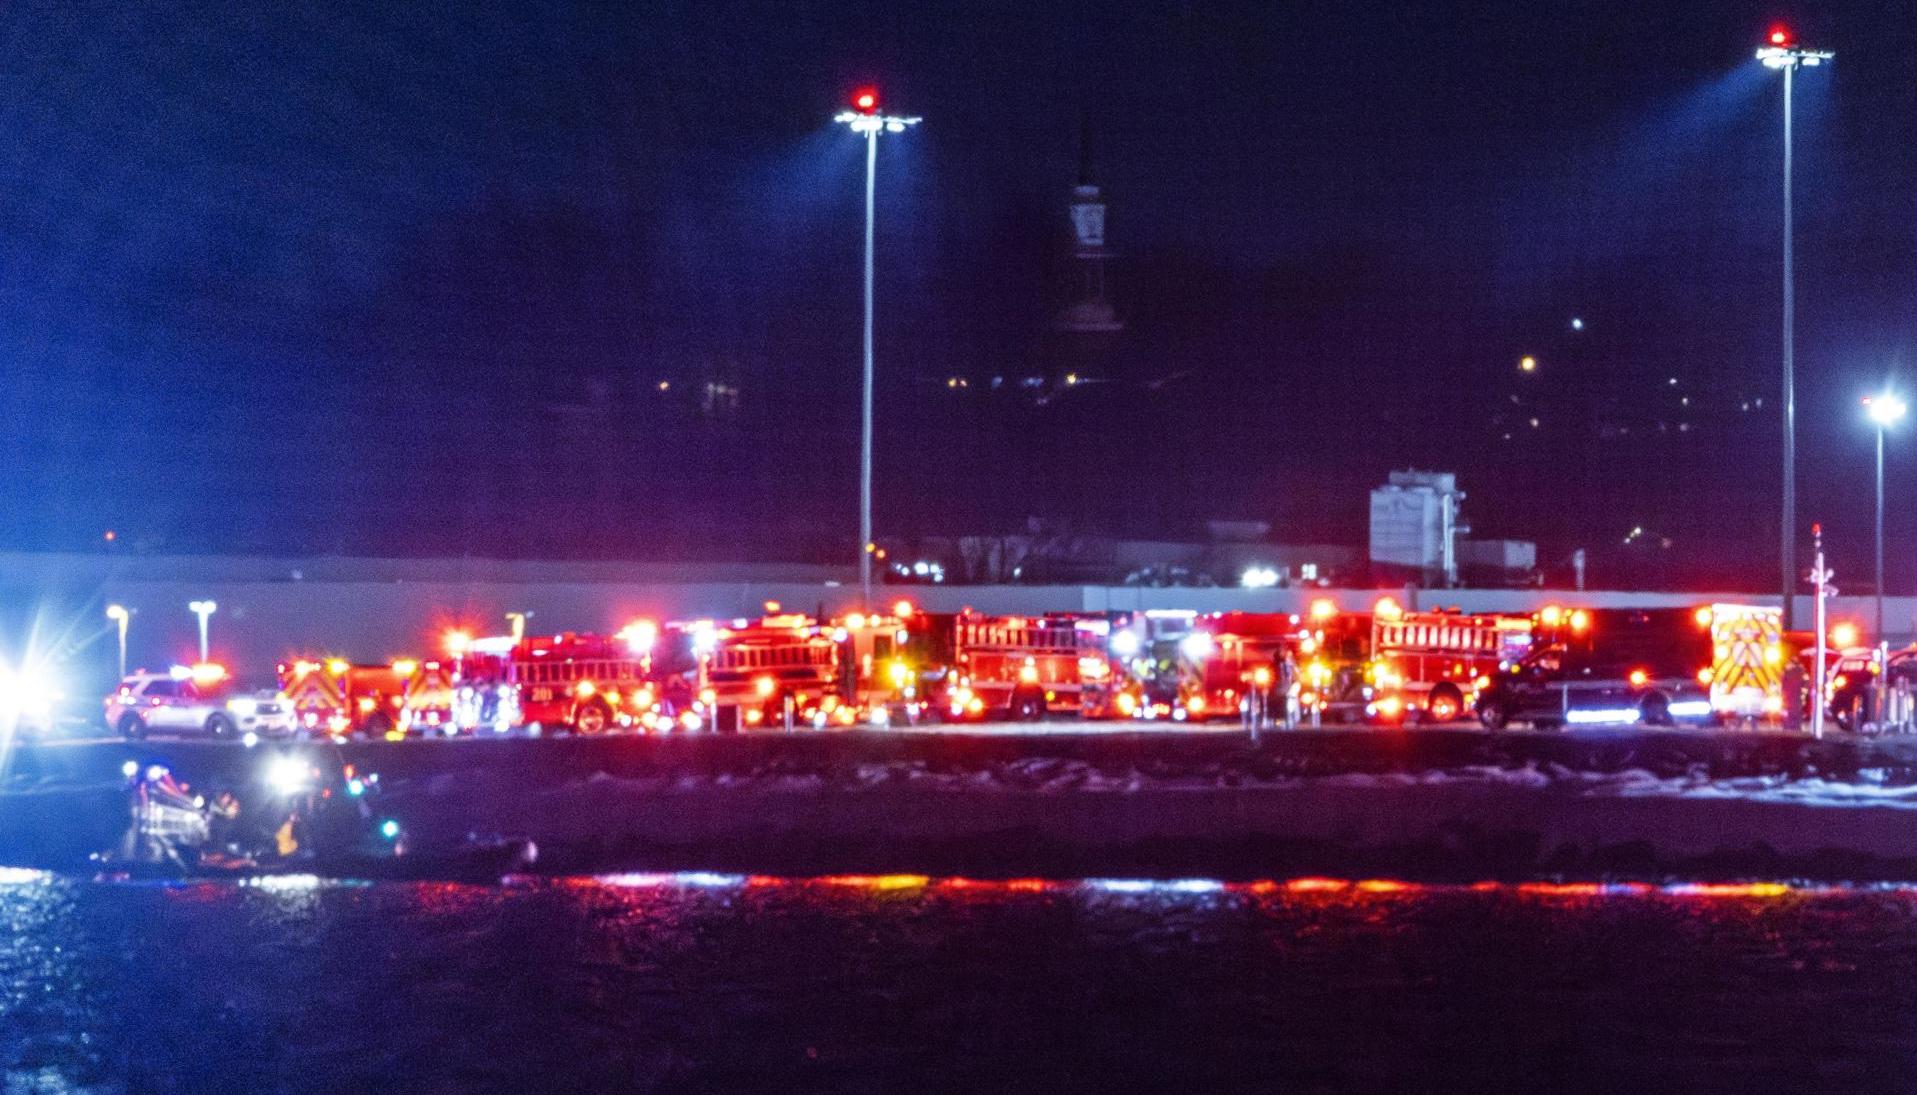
[7,730,1917,883]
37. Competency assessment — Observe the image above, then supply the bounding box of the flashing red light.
[1769,27,1790,46]
[853,88,878,113]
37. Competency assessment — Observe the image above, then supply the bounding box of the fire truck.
[392,657,459,734]
[827,604,933,726]
[480,615,847,734]
[1474,603,1782,729]
[450,635,521,734]
[1365,601,1534,723]
[1177,611,1300,722]
[943,611,1124,720]
[500,631,658,734]
[1104,613,1203,724]
[677,613,842,730]
[1291,602,1375,723]
[277,659,411,738]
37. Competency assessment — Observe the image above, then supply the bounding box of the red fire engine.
[677,613,841,730]
[277,658,412,738]
[1291,600,1375,723]
[504,631,659,734]
[1365,600,1535,723]
[943,611,1124,720]
[824,604,929,726]
[1180,611,1300,721]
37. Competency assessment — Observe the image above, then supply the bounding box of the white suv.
[105,670,296,740]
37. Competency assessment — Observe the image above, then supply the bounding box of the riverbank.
[6,729,1917,881]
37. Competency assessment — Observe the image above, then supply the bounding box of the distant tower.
[1055,128,1122,335]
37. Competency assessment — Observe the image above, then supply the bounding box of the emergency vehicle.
[277,658,412,738]
[1148,605,1374,724]
[943,611,1124,720]
[392,657,459,734]
[1293,602,1374,723]
[502,630,661,734]
[1700,603,1786,719]
[1821,645,1917,731]
[1106,610,1211,721]
[827,603,933,726]
[449,635,521,734]
[1365,601,1534,723]
[1177,611,1298,721]
[677,613,841,730]
[1474,603,1781,729]
[105,663,295,740]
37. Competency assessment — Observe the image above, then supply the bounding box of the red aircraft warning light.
[853,88,878,113]
[1768,27,1790,47]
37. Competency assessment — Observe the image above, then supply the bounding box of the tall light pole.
[105,604,129,679]
[1757,27,1831,630]
[188,600,216,663]
[834,87,920,608]
[1865,393,1906,651]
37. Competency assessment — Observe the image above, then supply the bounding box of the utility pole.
[1757,27,1831,631]
[834,88,920,608]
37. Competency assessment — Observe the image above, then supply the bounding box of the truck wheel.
[1477,700,1508,731]
[1427,685,1464,723]
[573,701,611,735]
[204,713,236,739]
[1640,694,1673,727]
[118,714,147,740]
[1011,693,1045,721]
[361,712,394,739]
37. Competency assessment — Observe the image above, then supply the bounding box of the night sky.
[2,1,1914,589]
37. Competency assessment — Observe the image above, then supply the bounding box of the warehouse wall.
[0,552,1905,696]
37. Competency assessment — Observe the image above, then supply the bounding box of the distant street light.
[1756,27,1831,631]
[1865,392,1906,651]
[834,87,920,608]
[187,600,217,663]
[105,604,130,679]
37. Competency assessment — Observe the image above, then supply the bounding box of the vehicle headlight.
[0,664,58,719]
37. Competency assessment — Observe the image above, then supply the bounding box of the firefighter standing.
[1279,650,1300,730]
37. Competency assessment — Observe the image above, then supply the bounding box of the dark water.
[4,871,1917,1094]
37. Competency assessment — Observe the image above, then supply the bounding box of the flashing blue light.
[346,778,365,797]
[1565,707,1639,725]
[379,819,400,840]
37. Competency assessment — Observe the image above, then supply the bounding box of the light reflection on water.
[3,870,1917,1093]
[570,870,1912,901]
